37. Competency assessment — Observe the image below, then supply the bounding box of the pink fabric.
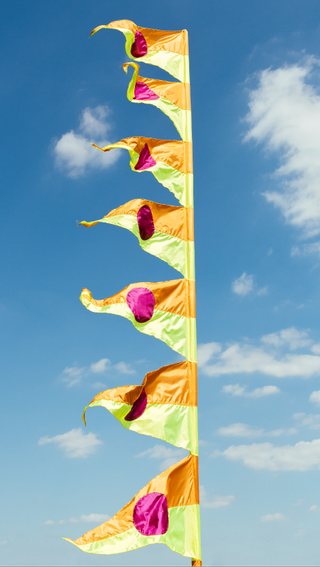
[125,389,147,421]
[134,81,159,101]
[131,30,148,58]
[134,143,156,171]
[126,287,155,323]
[133,493,169,536]
[137,205,155,241]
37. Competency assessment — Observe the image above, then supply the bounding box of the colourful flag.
[83,361,198,454]
[80,279,196,362]
[90,20,189,83]
[92,137,193,207]
[79,199,194,279]
[64,454,201,560]
[123,63,191,141]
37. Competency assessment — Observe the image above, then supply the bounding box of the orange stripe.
[103,199,194,241]
[82,279,196,318]
[74,455,198,546]
[89,361,197,407]
[106,20,189,56]
[137,76,191,110]
[105,137,193,174]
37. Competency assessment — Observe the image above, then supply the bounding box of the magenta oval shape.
[133,493,169,536]
[134,143,157,171]
[125,389,147,421]
[126,287,155,323]
[137,205,155,241]
[134,81,159,101]
[131,30,148,58]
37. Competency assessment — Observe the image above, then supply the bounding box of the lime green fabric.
[79,295,197,362]
[87,213,194,278]
[86,399,198,454]
[65,505,201,559]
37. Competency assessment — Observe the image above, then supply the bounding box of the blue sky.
[2,1,320,565]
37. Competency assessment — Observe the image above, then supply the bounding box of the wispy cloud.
[198,327,320,378]
[61,357,136,387]
[214,438,320,471]
[232,272,254,296]
[0,541,7,546]
[135,444,186,472]
[200,486,235,509]
[309,504,319,512]
[245,56,320,239]
[90,358,111,374]
[260,513,287,522]
[53,105,120,178]
[293,412,320,430]
[44,513,109,526]
[38,428,102,458]
[222,384,280,398]
[309,390,320,405]
[217,423,296,438]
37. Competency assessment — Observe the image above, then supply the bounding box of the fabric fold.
[80,280,196,362]
[79,199,195,279]
[123,63,192,141]
[83,361,198,454]
[91,137,193,207]
[90,20,189,82]
[64,454,201,560]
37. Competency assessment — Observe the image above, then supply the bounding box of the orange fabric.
[103,20,189,56]
[137,74,191,110]
[74,455,198,546]
[101,137,193,174]
[88,361,197,407]
[94,199,194,241]
[82,279,196,319]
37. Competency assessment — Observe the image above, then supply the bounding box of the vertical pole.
[183,31,202,567]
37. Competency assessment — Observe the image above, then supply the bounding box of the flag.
[123,63,191,141]
[92,137,193,207]
[64,454,201,560]
[80,279,196,362]
[83,361,198,454]
[79,198,194,279]
[90,20,189,82]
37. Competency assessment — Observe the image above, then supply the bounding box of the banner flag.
[79,199,195,279]
[64,454,201,560]
[92,137,193,207]
[83,361,198,454]
[80,280,196,362]
[123,63,191,141]
[90,20,189,82]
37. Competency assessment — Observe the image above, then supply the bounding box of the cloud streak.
[38,428,102,458]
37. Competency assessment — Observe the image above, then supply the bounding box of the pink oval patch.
[134,81,159,101]
[137,205,155,241]
[134,143,156,171]
[125,389,147,421]
[133,493,169,536]
[126,287,155,323]
[131,30,148,58]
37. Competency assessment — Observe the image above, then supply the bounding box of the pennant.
[79,199,195,279]
[80,279,196,362]
[92,137,193,207]
[64,454,201,561]
[90,20,189,82]
[123,63,191,141]
[83,361,198,454]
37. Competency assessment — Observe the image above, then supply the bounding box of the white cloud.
[62,365,86,387]
[198,342,222,367]
[261,327,312,350]
[222,384,280,398]
[215,439,320,471]
[53,105,120,178]
[257,286,268,296]
[199,328,320,378]
[309,390,320,405]
[38,428,102,458]
[68,513,110,524]
[309,504,319,512]
[295,529,306,537]
[245,57,320,239]
[260,513,287,522]
[200,486,234,509]
[232,272,254,296]
[44,520,54,526]
[217,423,296,438]
[113,362,136,375]
[135,444,186,472]
[291,242,320,257]
[293,412,320,430]
[90,358,111,374]
[0,541,7,546]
